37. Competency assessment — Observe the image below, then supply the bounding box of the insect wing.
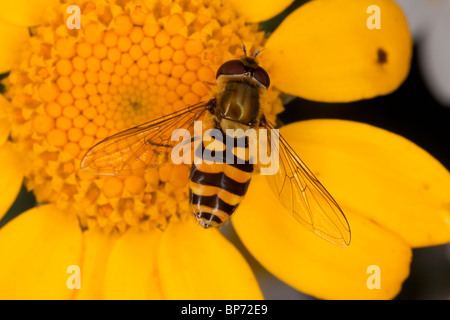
[80,101,210,176]
[261,118,351,247]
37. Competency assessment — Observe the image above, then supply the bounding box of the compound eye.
[216,60,246,78]
[253,67,270,88]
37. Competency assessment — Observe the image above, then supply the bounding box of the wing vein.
[261,116,351,247]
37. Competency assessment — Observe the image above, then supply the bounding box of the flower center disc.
[5,0,282,234]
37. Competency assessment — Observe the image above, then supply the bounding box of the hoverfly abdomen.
[189,133,253,228]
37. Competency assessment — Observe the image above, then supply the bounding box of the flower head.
[0,0,448,300]
[3,0,282,233]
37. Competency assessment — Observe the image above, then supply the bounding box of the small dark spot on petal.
[377,48,387,64]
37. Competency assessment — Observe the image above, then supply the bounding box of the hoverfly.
[80,45,351,247]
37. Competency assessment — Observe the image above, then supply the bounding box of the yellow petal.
[263,0,412,102]
[229,0,294,22]
[74,229,119,300]
[0,118,11,147]
[0,142,24,220]
[0,94,12,127]
[158,218,263,299]
[233,175,411,300]
[0,0,60,26]
[279,120,450,247]
[103,228,163,299]
[0,17,30,73]
[0,204,83,299]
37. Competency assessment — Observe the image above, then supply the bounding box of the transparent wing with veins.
[261,118,351,247]
[80,101,211,176]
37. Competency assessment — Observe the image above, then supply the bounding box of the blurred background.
[1,0,449,300]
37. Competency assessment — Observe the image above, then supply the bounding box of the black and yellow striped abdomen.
[189,133,253,228]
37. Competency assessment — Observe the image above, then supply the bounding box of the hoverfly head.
[215,45,270,88]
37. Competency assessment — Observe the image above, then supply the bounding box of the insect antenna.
[242,43,248,56]
[241,42,263,58]
[253,47,265,58]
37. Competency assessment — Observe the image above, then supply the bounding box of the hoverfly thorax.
[214,55,270,132]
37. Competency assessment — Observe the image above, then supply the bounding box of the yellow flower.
[0,0,448,300]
